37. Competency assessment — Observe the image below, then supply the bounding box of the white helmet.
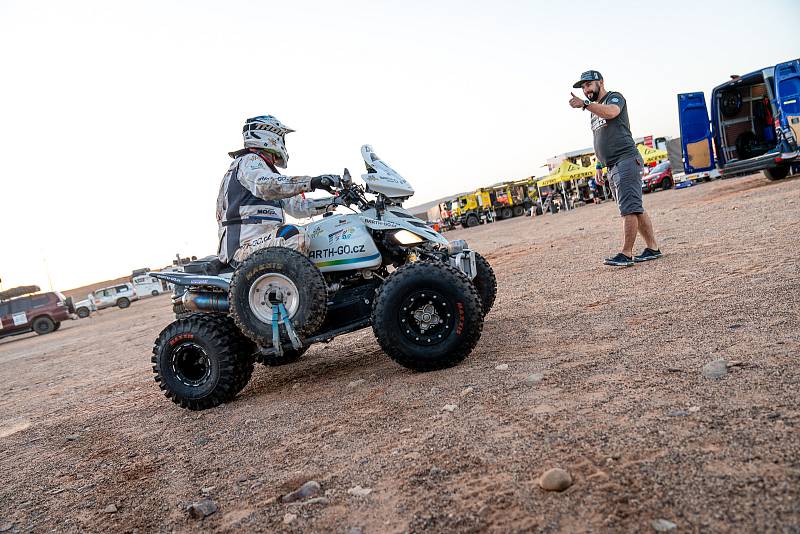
[242,115,294,168]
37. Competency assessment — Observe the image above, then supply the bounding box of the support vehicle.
[0,287,74,338]
[678,58,799,181]
[485,181,535,220]
[454,191,494,228]
[90,283,138,310]
[148,145,496,411]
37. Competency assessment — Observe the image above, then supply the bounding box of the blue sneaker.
[603,253,634,267]
[634,248,663,262]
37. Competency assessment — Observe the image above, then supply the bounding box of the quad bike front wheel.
[229,247,327,348]
[372,262,484,372]
[472,252,497,315]
[151,314,256,410]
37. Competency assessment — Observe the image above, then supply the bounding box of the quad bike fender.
[149,271,230,291]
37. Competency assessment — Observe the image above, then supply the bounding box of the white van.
[132,275,166,298]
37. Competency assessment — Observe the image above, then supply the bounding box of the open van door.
[774,59,800,149]
[677,92,716,174]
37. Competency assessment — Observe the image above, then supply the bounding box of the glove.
[311,175,341,193]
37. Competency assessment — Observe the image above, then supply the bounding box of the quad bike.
[148,145,497,410]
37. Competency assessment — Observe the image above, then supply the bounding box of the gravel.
[1,174,798,532]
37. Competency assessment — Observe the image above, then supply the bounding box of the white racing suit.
[216,151,331,264]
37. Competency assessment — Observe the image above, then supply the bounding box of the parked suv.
[678,58,799,180]
[642,161,673,193]
[90,283,138,310]
[0,291,73,338]
[73,298,96,319]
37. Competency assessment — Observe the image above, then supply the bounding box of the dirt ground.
[1,173,798,533]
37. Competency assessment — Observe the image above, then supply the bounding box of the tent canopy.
[537,160,593,187]
[637,143,668,164]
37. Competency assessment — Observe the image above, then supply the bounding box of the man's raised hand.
[569,92,584,109]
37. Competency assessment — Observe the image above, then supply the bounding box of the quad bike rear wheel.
[372,262,483,372]
[229,247,327,348]
[151,314,256,410]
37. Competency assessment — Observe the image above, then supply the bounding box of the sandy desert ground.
[1,172,798,533]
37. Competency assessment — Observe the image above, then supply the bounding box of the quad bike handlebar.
[331,167,373,211]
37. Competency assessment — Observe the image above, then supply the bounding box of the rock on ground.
[702,359,728,379]
[651,518,678,531]
[539,468,573,492]
[187,499,217,519]
[282,480,321,503]
[347,486,373,497]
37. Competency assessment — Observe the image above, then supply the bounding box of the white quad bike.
[148,146,496,410]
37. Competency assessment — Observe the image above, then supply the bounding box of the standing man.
[568,70,662,267]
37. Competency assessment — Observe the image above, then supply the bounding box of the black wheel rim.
[171,342,212,387]
[398,289,456,346]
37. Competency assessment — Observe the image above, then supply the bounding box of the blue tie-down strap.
[278,303,303,351]
[270,302,303,355]
[271,306,283,357]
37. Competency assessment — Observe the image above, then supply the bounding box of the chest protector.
[218,152,285,262]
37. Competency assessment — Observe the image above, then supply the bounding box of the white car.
[73,298,96,319]
[89,283,139,310]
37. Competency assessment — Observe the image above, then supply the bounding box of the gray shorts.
[609,154,645,216]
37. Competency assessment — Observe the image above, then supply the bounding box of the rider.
[217,115,340,265]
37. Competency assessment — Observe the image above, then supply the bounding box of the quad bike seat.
[183,256,233,276]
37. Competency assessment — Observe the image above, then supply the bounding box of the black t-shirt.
[591,91,638,166]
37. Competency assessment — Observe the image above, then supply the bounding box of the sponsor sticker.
[12,312,28,326]
[308,244,367,259]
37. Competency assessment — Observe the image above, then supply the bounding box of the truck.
[483,180,537,220]
[677,58,799,181]
[453,191,494,228]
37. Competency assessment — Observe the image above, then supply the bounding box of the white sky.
[1,0,798,291]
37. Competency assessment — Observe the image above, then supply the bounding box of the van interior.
[715,71,778,165]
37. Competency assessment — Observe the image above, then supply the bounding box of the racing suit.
[216,150,331,264]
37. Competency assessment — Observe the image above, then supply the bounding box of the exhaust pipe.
[181,291,230,313]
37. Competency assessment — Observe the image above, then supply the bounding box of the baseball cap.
[573,70,603,88]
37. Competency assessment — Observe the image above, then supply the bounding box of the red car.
[642,161,673,193]
[0,289,73,338]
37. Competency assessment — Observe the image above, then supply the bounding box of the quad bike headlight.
[392,229,424,246]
